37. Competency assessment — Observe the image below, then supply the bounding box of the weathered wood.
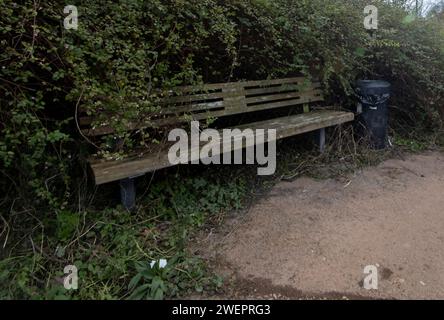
[175,77,310,93]
[234,110,353,140]
[81,93,325,136]
[242,77,316,88]
[246,85,305,96]
[80,78,324,137]
[78,78,319,113]
[245,90,323,104]
[163,90,232,104]
[222,85,246,110]
[78,99,225,126]
[89,110,354,185]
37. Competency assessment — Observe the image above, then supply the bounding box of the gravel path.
[203,152,444,299]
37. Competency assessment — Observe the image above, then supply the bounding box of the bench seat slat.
[89,110,354,185]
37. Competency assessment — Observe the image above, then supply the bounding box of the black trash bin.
[355,80,391,149]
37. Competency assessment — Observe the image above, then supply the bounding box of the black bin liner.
[355,80,391,149]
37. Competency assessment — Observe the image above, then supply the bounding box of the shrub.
[0,0,443,299]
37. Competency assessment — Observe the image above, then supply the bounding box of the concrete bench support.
[319,128,326,153]
[119,178,136,210]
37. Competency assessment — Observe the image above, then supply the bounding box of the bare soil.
[198,152,444,300]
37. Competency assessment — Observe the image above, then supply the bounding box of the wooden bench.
[79,77,354,209]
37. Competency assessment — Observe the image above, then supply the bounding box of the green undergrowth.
[0,170,245,299]
[1,0,444,300]
[2,126,441,300]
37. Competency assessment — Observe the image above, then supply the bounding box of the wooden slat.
[79,99,226,129]
[246,85,299,96]
[80,78,324,136]
[245,82,321,96]
[175,77,309,93]
[79,98,225,124]
[172,82,239,94]
[235,110,354,140]
[81,92,324,136]
[246,96,322,112]
[169,94,323,122]
[89,110,354,184]
[79,78,319,113]
[245,89,323,104]
[164,90,232,104]
[222,84,246,110]
[242,77,313,88]
[157,100,226,115]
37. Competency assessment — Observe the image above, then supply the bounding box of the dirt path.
[200,152,444,299]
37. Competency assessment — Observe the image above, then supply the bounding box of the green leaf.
[128,273,142,291]
[355,47,366,57]
[127,284,150,300]
[402,14,416,24]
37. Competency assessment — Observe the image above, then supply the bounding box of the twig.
[74,86,100,149]
[0,214,10,249]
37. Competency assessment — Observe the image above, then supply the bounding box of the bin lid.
[356,80,391,95]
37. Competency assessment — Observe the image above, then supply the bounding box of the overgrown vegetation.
[1,0,443,299]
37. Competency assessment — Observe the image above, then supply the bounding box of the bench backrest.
[80,77,324,136]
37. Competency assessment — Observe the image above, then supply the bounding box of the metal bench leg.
[120,178,136,211]
[319,128,326,153]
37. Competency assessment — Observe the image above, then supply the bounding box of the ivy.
[0,0,443,299]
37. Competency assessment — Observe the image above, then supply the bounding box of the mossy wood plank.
[90,110,354,184]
